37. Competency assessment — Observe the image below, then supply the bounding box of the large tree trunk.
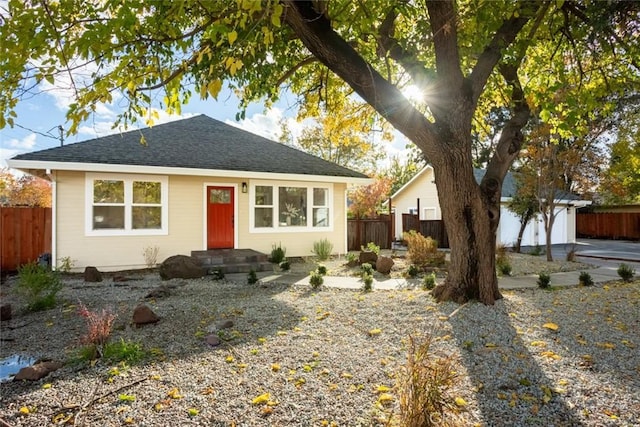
[431,153,502,305]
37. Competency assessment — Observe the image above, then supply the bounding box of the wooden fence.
[402,214,449,248]
[347,214,393,251]
[576,212,640,240]
[1,207,52,273]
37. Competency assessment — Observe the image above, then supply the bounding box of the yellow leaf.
[485,343,497,348]
[271,363,280,372]
[207,79,222,99]
[378,393,395,403]
[530,341,547,347]
[42,383,52,389]
[376,385,391,393]
[252,393,271,405]
[225,355,234,363]
[167,388,183,399]
[341,372,353,379]
[454,397,467,407]
[19,406,30,414]
[543,322,559,331]
[227,30,238,45]
[368,328,382,336]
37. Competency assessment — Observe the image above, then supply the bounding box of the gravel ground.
[1,258,638,426]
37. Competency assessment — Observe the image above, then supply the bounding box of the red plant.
[77,301,117,346]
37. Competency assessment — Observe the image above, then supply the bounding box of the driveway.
[574,238,640,269]
[522,238,640,270]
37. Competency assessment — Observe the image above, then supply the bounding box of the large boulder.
[376,256,395,275]
[132,304,160,326]
[159,255,204,280]
[358,251,378,266]
[84,266,103,282]
[14,361,63,381]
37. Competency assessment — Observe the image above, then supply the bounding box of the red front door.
[207,186,234,249]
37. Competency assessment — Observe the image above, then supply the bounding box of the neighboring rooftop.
[10,115,368,179]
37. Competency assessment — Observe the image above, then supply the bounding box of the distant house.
[8,115,370,271]
[390,166,591,247]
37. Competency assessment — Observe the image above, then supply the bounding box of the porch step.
[191,249,272,274]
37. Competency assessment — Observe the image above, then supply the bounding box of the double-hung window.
[86,173,168,235]
[251,182,332,232]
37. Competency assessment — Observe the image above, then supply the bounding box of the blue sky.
[0,80,411,172]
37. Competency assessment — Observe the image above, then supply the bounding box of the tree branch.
[282,0,439,160]
[425,0,463,90]
[484,64,530,195]
[276,56,318,87]
[377,6,434,88]
[468,2,546,105]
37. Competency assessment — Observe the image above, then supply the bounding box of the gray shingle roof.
[473,168,581,200]
[11,115,368,179]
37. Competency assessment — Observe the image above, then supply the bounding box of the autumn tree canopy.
[1,1,638,304]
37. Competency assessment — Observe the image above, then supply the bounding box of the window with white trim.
[251,182,332,231]
[86,174,168,235]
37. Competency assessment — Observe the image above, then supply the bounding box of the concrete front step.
[191,249,272,274]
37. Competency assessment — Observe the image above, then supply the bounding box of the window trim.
[249,181,334,233]
[85,173,169,236]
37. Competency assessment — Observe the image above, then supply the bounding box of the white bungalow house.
[8,115,370,271]
[390,165,591,247]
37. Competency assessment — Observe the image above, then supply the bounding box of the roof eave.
[7,159,372,185]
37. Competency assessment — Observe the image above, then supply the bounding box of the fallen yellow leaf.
[19,407,30,415]
[378,393,395,403]
[368,328,382,336]
[543,322,559,331]
[252,393,271,405]
[454,397,467,407]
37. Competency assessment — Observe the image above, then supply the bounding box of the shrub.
[537,272,551,289]
[407,264,420,278]
[279,260,290,271]
[422,273,437,290]
[312,238,333,261]
[496,259,512,276]
[270,243,286,264]
[57,256,75,273]
[210,268,225,280]
[247,269,258,285]
[309,270,324,290]
[360,242,380,256]
[316,264,327,276]
[102,339,146,364]
[345,252,358,266]
[496,244,512,276]
[529,245,543,256]
[395,333,459,427]
[360,262,374,276]
[362,273,374,292]
[403,231,445,268]
[617,263,635,282]
[142,246,160,268]
[578,271,594,287]
[16,262,63,311]
[77,301,116,347]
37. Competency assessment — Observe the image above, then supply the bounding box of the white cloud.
[0,148,22,168]
[226,108,287,142]
[77,108,195,139]
[6,133,36,149]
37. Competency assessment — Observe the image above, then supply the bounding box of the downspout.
[46,169,57,270]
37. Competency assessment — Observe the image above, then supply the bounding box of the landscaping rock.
[159,255,204,280]
[217,319,234,330]
[375,256,395,274]
[14,361,63,381]
[84,266,103,282]
[132,304,160,326]
[0,303,11,321]
[145,285,172,299]
[205,334,221,347]
[358,251,378,266]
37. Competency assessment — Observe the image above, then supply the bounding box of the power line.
[13,123,64,146]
